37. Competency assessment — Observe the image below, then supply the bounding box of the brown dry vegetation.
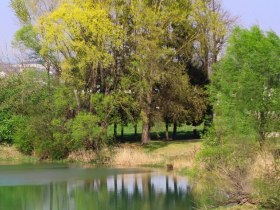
[112,144,163,166]
[1,140,202,170]
[67,149,98,163]
[214,204,258,210]
[0,144,37,163]
[194,139,280,209]
[67,140,202,169]
[112,140,201,170]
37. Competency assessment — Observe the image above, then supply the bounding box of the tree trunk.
[141,90,152,144]
[100,121,108,149]
[114,123,117,140]
[203,105,214,134]
[258,111,266,147]
[99,62,106,94]
[148,124,151,140]
[46,63,51,91]
[141,120,150,144]
[165,121,169,140]
[172,122,177,140]
[134,124,137,141]
[121,124,124,143]
[193,129,198,138]
[73,89,81,112]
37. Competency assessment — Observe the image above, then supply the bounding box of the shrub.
[71,112,104,151]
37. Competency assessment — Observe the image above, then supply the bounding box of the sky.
[0,0,19,60]
[0,0,280,61]
[223,0,280,34]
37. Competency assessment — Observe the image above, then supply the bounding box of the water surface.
[0,164,196,210]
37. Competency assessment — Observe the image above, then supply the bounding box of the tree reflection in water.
[0,171,196,210]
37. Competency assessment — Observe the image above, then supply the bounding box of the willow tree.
[190,0,233,83]
[199,26,280,206]
[112,0,212,143]
[210,26,280,145]
[33,0,128,147]
[37,0,124,109]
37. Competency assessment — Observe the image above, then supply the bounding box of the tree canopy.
[209,26,280,144]
[4,0,232,157]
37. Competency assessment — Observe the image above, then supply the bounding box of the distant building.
[0,71,6,78]
[11,63,47,72]
[0,61,56,77]
[0,63,19,77]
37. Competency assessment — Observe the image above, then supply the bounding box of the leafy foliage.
[6,0,230,157]
[198,26,280,207]
[209,26,280,144]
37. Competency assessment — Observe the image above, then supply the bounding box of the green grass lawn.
[107,122,204,142]
[143,139,201,154]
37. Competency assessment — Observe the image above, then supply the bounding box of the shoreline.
[0,140,201,169]
[0,142,259,210]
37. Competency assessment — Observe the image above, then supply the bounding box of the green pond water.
[0,164,196,210]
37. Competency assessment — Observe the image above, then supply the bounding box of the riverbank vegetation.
[0,0,279,209]
[0,144,37,163]
[194,26,280,209]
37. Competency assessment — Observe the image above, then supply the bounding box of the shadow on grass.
[114,130,203,146]
[143,141,169,152]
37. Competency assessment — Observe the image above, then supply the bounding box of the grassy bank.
[112,140,201,170]
[0,144,38,163]
[66,123,204,167]
[214,204,258,210]
[0,139,202,170]
[106,123,203,170]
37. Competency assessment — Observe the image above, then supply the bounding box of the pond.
[0,164,196,210]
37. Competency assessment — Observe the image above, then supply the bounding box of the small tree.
[157,68,207,140]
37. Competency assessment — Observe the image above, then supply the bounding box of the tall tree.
[198,26,280,206]
[210,26,280,145]
[190,0,234,83]
[10,0,233,146]
[11,0,61,74]
[37,0,124,105]
[123,0,180,144]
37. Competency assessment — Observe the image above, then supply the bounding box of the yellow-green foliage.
[37,0,124,87]
[7,0,231,159]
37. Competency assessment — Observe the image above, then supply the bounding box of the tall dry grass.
[67,149,97,163]
[0,144,36,162]
[113,146,163,166]
[112,142,201,169]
